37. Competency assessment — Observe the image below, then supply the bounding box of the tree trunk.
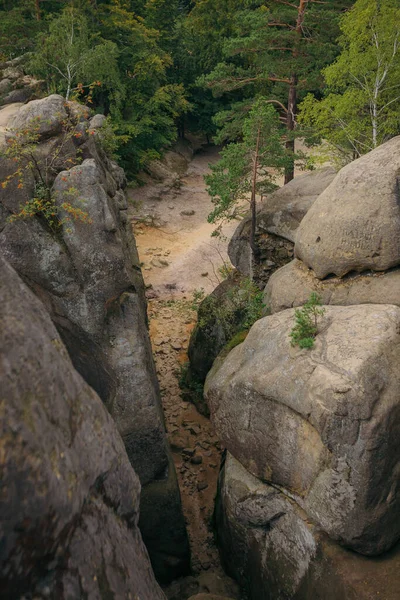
[35,0,41,21]
[284,0,308,184]
[249,127,261,279]
[285,74,297,184]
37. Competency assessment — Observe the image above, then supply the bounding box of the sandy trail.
[128,147,242,598]
[130,146,240,297]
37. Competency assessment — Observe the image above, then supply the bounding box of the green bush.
[290,293,325,349]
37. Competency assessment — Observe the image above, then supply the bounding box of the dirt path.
[128,148,242,599]
[130,145,239,297]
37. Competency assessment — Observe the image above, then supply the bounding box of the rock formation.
[266,136,400,313]
[206,304,400,555]
[186,168,336,413]
[0,255,166,599]
[295,137,400,278]
[0,56,43,106]
[206,139,400,598]
[217,454,400,600]
[228,167,336,283]
[264,258,400,314]
[0,95,189,582]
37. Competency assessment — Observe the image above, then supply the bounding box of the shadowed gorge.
[1,1,400,599]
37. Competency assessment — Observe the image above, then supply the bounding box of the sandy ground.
[128,144,313,598]
[128,148,243,598]
[129,145,240,298]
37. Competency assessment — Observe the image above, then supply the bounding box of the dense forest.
[1,0,400,178]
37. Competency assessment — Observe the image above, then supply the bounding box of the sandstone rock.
[0,78,11,95]
[0,98,189,582]
[0,256,165,599]
[205,304,400,554]
[259,167,336,243]
[228,168,335,278]
[88,113,106,130]
[9,94,68,139]
[264,259,400,314]
[295,137,400,278]
[217,453,400,600]
[188,595,235,600]
[188,272,246,390]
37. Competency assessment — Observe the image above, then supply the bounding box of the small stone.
[180,209,195,216]
[151,258,168,268]
[171,340,182,350]
[190,454,203,465]
[168,205,175,209]
[197,481,208,491]
[201,272,209,277]
[182,448,196,457]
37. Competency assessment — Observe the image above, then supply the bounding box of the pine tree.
[205,99,289,267]
[201,0,353,183]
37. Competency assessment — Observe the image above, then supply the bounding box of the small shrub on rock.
[290,292,325,349]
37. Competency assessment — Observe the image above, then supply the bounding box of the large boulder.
[8,94,68,139]
[0,255,165,599]
[264,258,400,314]
[228,168,335,279]
[205,304,400,555]
[0,98,189,581]
[217,453,400,600]
[295,137,400,279]
[257,167,336,243]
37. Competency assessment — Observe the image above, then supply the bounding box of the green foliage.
[1,116,91,232]
[290,293,325,350]
[95,117,120,159]
[299,0,400,161]
[198,277,265,341]
[0,1,41,59]
[205,99,289,235]
[198,1,352,149]
[28,7,120,101]
[190,287,206,311]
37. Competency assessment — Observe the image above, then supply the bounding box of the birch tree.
[29,7,119,100]
[299,0,400,161]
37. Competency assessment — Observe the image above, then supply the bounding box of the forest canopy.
[1,0,399,176]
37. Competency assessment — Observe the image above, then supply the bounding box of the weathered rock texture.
[228,168,335,282]
[0,56,43,106]
[0,95,189,581]
[187,170,336,407]
[217,453,400,600]
[0,255,166,600]
[264,259,400,314]
[295,137,400,279]
[206,304,400,555]
[187,272,245,393]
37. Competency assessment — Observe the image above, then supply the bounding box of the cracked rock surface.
[0,95,189,582]
[0,255,165,600]
[206,304,400,555]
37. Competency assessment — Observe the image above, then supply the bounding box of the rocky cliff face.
[206,139,400,598]
[228,167,336,285]
[0,255,166,599]
[186,167,336,414]
[0,56,43,105]
[0,95,189,583]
